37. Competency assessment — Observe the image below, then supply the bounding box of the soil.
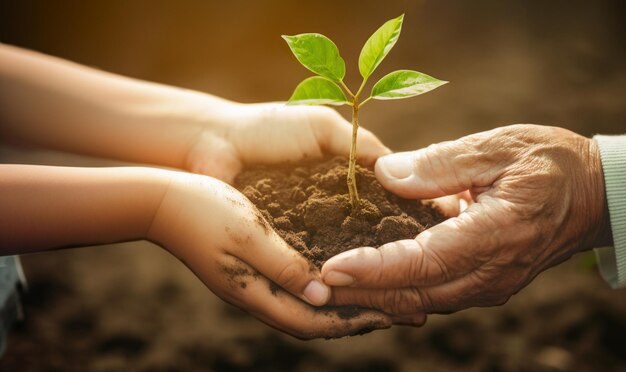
[235,156,445,269]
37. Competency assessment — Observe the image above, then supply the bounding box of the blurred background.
[1,0,625,371]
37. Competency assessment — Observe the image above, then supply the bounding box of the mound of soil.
[235,156,446,269]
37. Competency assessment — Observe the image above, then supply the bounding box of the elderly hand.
[321,124,612,316]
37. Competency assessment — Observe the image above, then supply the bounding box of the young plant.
[283,14,447,210]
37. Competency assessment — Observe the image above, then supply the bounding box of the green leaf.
[288,76,349,106]
[371,70,448,100]
[282,33,346,81]
[358,14,404,80]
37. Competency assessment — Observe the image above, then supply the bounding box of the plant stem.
[359,96,372,106]
[339,80,355,98]
[354,78,368,101]
[347,102,360,209]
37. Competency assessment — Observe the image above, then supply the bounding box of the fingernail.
[377,154,414,180]
[303,280,330,306]
[459,199,468,212]
[324,271,355,286]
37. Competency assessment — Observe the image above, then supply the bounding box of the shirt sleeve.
[593,134,626,288]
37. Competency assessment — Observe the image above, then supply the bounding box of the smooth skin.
[0,44,393,339]
[323,125,612,321]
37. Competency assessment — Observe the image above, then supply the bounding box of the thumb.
[321,199,508,291]
[374,138,504,199]
[235,220,332,307]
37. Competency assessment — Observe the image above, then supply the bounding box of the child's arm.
[0,164,167,252]
[0,44,389,182]
[0,164,391,338]
[0,44,224,169]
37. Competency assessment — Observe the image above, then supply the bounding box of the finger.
[215,258,393,339]
[322,202,495,288]
[185,134,242,184]
[429,189,474,217]
[330,286,427,315]
[231,217,332,306]
[330,271,508,315]
[374,136,506,199]
[430,195,462,217]
[247,279,392,339]
[312,110,391,165]
[172,178,332,307]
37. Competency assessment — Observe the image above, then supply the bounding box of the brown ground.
[1,1,626,371]
[235,157,444,269]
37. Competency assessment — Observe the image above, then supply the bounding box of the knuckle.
[422,144,442,168]
[423,141,474,193]
[422,248,452,284]
[407,243,427,284]
[381,288,423,314]
[382,290,403,314]
[418,145,443,175]
[377,241,422,287]
[358,129,383,150]
[308,108,348,151]
[312,106,343,127]
[424,142,444,156]
[415,288,433,312]
[275,261,306,291]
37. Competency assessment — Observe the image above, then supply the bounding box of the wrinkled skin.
[322,124,612,323]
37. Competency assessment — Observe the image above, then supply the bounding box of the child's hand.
[148,171,392,339]
[1,165,391,339]
[183,102,390,183]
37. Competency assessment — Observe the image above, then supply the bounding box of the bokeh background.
[1,0,626,371]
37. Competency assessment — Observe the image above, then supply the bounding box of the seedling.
[283,14,447,210]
